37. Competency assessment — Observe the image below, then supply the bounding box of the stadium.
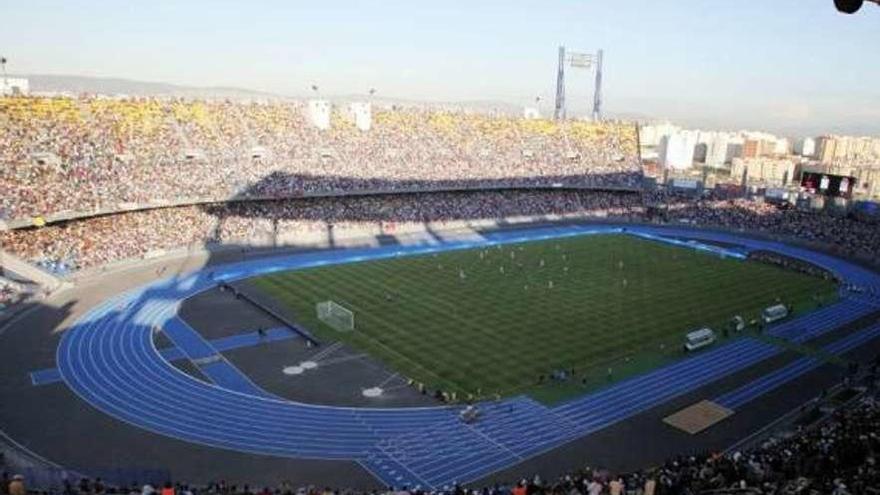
[3,4,880,495]
[2,94,880,494]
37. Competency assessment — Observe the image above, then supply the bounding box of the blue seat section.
[51,224,880,489]
[715,322,880,410]
[553,338,779,432]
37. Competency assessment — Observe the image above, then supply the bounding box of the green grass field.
[251,234,838,403]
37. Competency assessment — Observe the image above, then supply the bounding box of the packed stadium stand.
[648,193,880,264]
[3,96,880,495]
[0,96,640,222]
[2,189,879,276]
[3,96,876,274]
[0,191,643,273]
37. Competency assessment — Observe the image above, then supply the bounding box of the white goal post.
[316,300,355,332]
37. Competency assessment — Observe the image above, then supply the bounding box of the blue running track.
[714,322,880,410]
[45,224,880,489]
[30,327,294,386]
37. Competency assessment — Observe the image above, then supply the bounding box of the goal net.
[316,300,354,332]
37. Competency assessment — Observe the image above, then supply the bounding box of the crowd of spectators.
[648,192,880,263]
[0,190,642,272]
[3,393,878,494]
[3,187,880,275]
[0,96,642,221]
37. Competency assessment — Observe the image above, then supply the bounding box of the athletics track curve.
[52,224,880,488]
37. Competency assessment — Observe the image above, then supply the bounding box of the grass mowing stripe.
[250,234,838,403]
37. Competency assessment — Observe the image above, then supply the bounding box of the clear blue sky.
[2,0,879,135]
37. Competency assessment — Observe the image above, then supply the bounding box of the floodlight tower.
[592,49,603,121]
[553,46,604,121]
[554,46,566,120]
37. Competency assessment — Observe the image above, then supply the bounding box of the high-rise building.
[816,136,836,163]
[726,142,744,163]
[815,135,880,163]
[658,130,698,170]
[693,142,708,163]
[695,131,739,167]
[773,138,791,156]
[741,131,783,158]
[742,139,760,159]
[794,137,816,158]
[639,122,681,148]
[730,157,796,186]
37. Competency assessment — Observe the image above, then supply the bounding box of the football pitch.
[251,234,839,403]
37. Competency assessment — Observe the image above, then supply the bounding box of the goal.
[316,300,355,332]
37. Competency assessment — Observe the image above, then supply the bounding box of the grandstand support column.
[592,49,603,121]
[554,46,566,121]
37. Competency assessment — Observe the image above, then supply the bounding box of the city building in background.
[741,132,786,159]
[639,121,879,200]
[657,130,698,170]
[730,157,797,187]
[794,137,816,158]
[695,131,744,167]
[815,135,880,163]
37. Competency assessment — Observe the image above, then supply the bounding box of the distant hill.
[24,74,287,100]
[18,74,645,121]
